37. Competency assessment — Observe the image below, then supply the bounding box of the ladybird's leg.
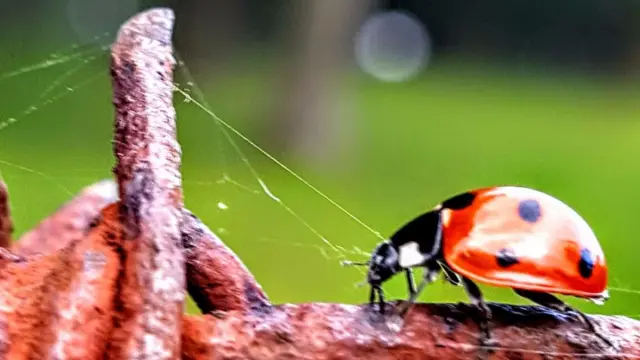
[513,289,614,348]
[369,285,386,314]
[369,285,376,307]
[440,262,462,286]
[461,277,493,344]
[405,268,417,297]
[396,262,440,316]
[377,286,386,314]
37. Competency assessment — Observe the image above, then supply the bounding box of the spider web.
[0,25,639,359]
[0,31,392,303]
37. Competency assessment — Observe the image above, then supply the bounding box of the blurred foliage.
[1,50,640,316]
[0,1,640,318]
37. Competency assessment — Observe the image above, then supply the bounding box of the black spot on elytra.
[441,192,476,210]
[496,248,519,267]
[578,248,594,279]
[518,199,541,223]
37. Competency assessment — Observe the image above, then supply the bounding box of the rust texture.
[182,302,640,360]
[108,7,185,360]
[182,209,271,314]
[0,181,12,248]
[0,203,124,359]
[14,179,118,256]
[0,6,637,360]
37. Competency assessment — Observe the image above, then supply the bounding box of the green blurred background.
[0,0,640,317]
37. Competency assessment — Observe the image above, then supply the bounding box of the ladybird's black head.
[366,240,401,286]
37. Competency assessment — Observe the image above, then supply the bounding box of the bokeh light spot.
[354,10,431,82]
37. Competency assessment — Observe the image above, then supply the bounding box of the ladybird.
[349,186,611,346]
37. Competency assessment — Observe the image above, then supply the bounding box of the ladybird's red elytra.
[441,186,607,299]
[356,185,612,346]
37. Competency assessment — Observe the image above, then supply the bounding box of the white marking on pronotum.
[398,241,426,268]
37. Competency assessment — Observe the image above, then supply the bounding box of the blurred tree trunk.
[169,0,246,77]
[269,0,375,166]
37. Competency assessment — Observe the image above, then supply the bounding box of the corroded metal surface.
[0,181,12,248]
[182,302,640,360]
[0,204,122,359]
[14,179,118,256]
[108,7,184,360]
[182,209,271,314]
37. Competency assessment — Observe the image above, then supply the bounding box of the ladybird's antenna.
[354,280,368,288]
[340,260,370,267]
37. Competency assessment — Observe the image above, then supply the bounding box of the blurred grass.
[0,45,639,318]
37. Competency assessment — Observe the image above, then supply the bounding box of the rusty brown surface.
[0,181,12,248]
[182,209,271,314]
[107,7,185,360]
[182,302,640,360]
[11,187,270,317]
[13,179,118,256]
[0,203,123,359]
